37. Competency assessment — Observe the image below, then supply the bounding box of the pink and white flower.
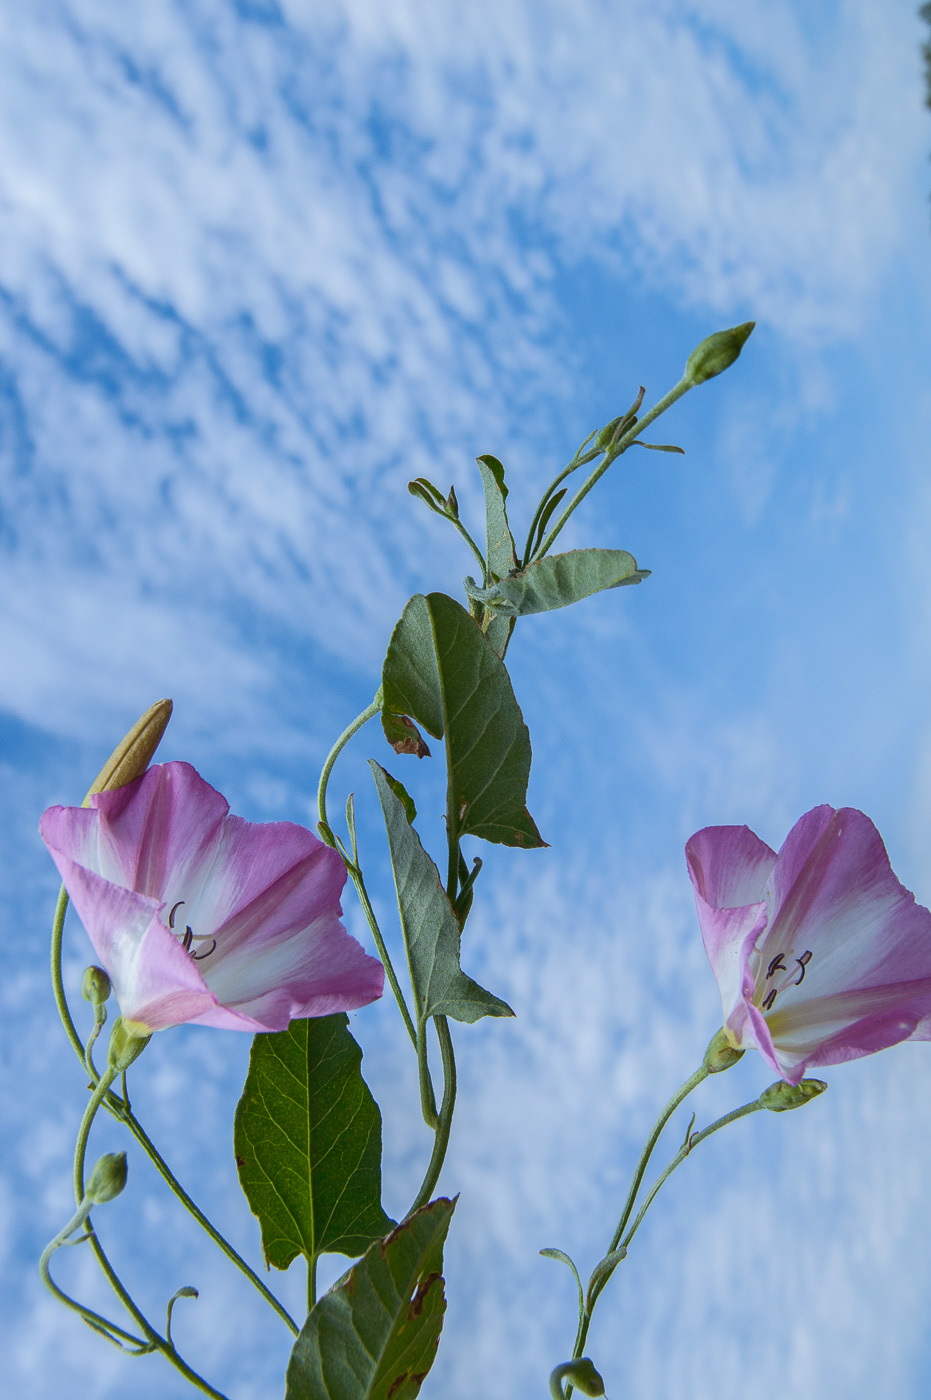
[40,761,384,1035]
[687,805,931,1084]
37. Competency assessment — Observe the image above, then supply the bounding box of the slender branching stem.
[535,377,692,560]
[317,697,381,841]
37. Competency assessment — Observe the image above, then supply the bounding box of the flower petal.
[686,826,775,1024]
[41,835,218,1031]
[91,762,230,902]
[763,807,931,997]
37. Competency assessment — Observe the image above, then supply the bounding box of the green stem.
[605,1063,708,1257]
[569,1096,767,1378]
[535,377,692,560]
[74,1068,120,1205]
[345,861,419,1050]
[417,1021,440,1130]
[70,1066,229,1398]
[618,1099,765,1257]
[406,1016,457,1216]
[119,1108,299,1335]
[449,517,489,583]
[317,697,381,841]
[308,1253,318,1313]
[51,886,85,1062]
[521,454,596,566]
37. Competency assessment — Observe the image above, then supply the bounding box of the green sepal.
[285,1197,457,1400]
[234,1015,393,1271]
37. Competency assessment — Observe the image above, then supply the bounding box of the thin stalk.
[344,861,418,1050]
[51,886,84,1062]
[317,697,381,840]
[449,517,489,583]
[70,1066,229,1398]
[406,1016,457,1216]
[317,695,420,1049]
[535,377,692,560]
[417,1021,440,1130]
[605,1063,709,1256]
[569,1097,767,1378]
[120,1108,298,1335]
[308,1253,318,1313]
[619,1099,765,1256]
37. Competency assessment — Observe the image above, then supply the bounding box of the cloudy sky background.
[3,1,931,1396]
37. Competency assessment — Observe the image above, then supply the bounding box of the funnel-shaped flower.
[687,805,931,1084]
[41,762,384,1035]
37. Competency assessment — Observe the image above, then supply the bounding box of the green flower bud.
[553,1359,606,1398]
[107,1016,152,1071]
[85,1151,127,1204]
[759,1078,827,1112]
[594,415,624,450]
[684,322,755,386]
[81,965,111,1007]
[703,1027,745,1073]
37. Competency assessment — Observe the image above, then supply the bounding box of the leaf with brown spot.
[382,709,431,759]
[285,1198,456,1400]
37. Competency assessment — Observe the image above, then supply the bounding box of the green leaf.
[476,455,518,659]
[381,592,545,848]
[408,478,448,515]
[285,1197,456,1400]
[371,761,513,1023]
[234,1015,394,1272]
[495,548,649,615]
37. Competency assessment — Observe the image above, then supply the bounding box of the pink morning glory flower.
[686,805,931,1084]
[40,761,384,1035]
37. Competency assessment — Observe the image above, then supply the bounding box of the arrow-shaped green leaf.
[285,1198,456,1400]
[381,591,545,849]
[494,547,649,615]
[234,1015,393,1272]
[371,761,512,1024]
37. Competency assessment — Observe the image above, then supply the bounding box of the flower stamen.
[759,949,813,1012]
[167,900,216,961]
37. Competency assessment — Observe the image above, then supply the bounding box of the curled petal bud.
[759,1078,827,1112]
[684,322,755,386]
[81,965,111,1007]
[107,1016,152,1071]
[703,1027,745,1073]
[85,1151,127,1204]
[83,699,173,805]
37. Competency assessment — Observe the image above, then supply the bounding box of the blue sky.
[3,2,931,1397]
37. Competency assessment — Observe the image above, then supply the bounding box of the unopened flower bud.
[81,965,111,1007]
[703,1027,745,1073]
[83,698,173,806]
[684,322,755,386]
[107,1016,152,1071]
[551,1359,606,1398]
[595,415,624,450]
[759,1078,827,1112]
[85,1151,127,1204]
